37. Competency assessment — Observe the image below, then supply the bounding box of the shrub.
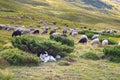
[50,35,74,47]
[0,49,41,66]
[103,46,120,57]
[103,46,120,62]
[0,69,13,80]
[81,52,99,60]
[11,36,74,57]
[108,56,120,63]
[78,30,98,39]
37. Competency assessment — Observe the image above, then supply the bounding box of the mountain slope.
[0,0,120,30]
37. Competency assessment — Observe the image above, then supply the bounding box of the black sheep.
[78,38,87,43]
[12,30,22,37]
[61,34,67,37]
[49,29,56,35]
[33,30,39,34]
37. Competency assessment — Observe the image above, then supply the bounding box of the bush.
[0,49,41,66]
[11,36,74,57]
[0,69,13,80]
[50,35,74,47]
[103,46,120,62]
[108,56,120,63]
[103,46,120,57]
[81,52,99,60]
[78,30,98,39]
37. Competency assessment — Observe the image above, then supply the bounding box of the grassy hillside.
[0,0,120,30]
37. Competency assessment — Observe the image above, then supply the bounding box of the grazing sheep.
[5,26,15,31]
[51,32,61,35]
[62,29,67,34]
[91,38,99,45]
[0,24,6,29]
[102,40,108,46]
[41,28,48,34]
[32,30,39,34]
[49,29,56,35]
[92,34,99,40]
[78,35,88,43]
[12,30,22,37]
[22,29,30,34]
[61,34,67,37]
[29,25,34,31]
[15,27,25,32]
[69,29,78,37]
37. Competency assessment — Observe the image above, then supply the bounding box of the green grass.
[0,0,120,79]
[0,0,120,30]
[0,29,120,80]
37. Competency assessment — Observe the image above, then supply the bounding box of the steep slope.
[0,0,120,29]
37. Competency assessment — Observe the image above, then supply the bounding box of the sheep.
[62,29,67,34]
[5,26,16,31]
[91,38,99,45]
[22,29,30,34]
[39,51,56,63]
[29,25,34,31]
[32,30,39,34]
[78,35,88,43]
[12,30,22,37]
[41,28,49,34]
[49,29,56,35]
[15,27,25,32]
[51,32,61,35]
[69,29,78,37]
[0,24,6,29]
[92,34,99,40]
[61,34,67,37]
[102,40,108,46]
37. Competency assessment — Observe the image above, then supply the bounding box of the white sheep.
[102,40,108,46]
[40,51,56,63]
[92,34,99,40]
[91,38,99,45]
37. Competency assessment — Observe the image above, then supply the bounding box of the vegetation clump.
[103,46,120,63]
[0,48,41,66]
[81,52,99,60]
[50,35,74,47]
[11,36,74,57]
